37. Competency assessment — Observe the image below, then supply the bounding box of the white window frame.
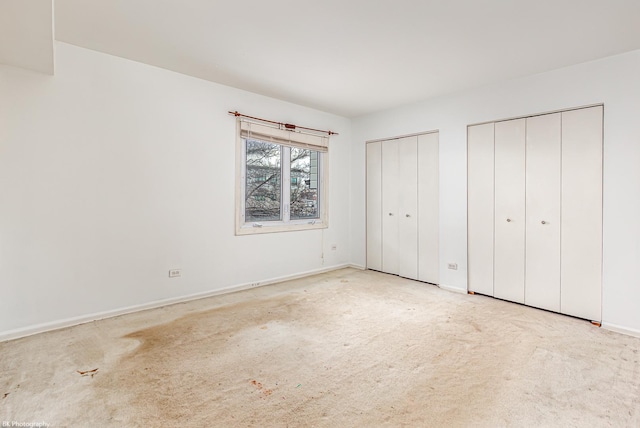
[235,121,329,235]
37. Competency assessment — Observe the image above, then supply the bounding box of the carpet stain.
[77,368,99,377]
[251,380,274,397]
[3,269,640,427]
[93,277,570,426]
[91,280,637,426]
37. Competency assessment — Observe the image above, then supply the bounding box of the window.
[236,120,328,234]
[245,140,282,222]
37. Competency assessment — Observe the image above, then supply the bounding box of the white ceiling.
[54,0,640,118]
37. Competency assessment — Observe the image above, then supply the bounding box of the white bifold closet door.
[467,123,495,296]
[398,136,419,280]
[366,132,439,284]
[382,139,400,275]
[418,132,439,284]
[366,141,383,271]
[525,113,562,312]
[494,119,526,303]
[561,106,603,320]
[467,106,602,321]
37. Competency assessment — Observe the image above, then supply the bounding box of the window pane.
[245,139,281,221]
[290,148,319,219]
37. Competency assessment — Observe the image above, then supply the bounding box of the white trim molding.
[601,322,640,339]
[437,283,468,294]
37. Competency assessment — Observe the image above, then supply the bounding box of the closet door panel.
[561,106,603,321]
[366,141,383,271]
[525,113,561,312]
[418,132,439,284]
[494,119,526,303]
[467,123,495,295]
[382,139,400,275]
[398,137,419,280]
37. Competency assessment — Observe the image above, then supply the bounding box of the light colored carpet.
[1,268,639,427]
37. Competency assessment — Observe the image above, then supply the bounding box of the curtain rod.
[228,111,338,136]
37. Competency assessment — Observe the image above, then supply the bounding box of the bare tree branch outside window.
[290,148,319,219]
[245,140,281,221]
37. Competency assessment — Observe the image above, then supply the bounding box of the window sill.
[235,220,327,235]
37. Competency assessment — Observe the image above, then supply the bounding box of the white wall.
[351,49,640,334]
[0,42,352,337]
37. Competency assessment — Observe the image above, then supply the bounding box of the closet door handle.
[406,214,411,218]
[388,213,394,216]
[506,218,512,222]
[541,220,547,225]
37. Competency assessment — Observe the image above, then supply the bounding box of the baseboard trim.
[601,322,640,339]
[347,263,366,270]
[437,283,467,294]
[0,263,355,343]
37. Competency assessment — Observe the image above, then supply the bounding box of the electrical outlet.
[331,244,337,251]
[169,269,182,278]
[447,263,458,270]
